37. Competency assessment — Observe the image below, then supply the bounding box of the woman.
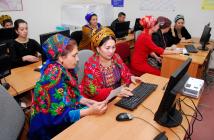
[152,16,174,49]
[80,27,142,102]
[79,12,102,50]
[131,16,181,76]
[0,14,13,28]
[29,34,107,140]
[169,14,192,44]
[10,19,42,68]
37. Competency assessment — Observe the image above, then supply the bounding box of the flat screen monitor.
[39,30,70,63]
[134,18,143,32]
[114,21,130,38]
[154,58,192,127]
[199,24,212,51]
[0,28,17,43]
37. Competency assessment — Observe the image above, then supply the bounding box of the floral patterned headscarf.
[140,16,157,29]
[41,34,70,74]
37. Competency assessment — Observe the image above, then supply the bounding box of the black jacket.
[168,26,191,44]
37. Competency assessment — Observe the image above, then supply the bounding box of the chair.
[70,30,83,45]
[115,42,131,63]
[0,85,25,140]
[134,30,142,42]
[76,49,94,84]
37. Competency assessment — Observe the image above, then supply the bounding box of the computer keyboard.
[185,45,198,53]
[115,82,158,110]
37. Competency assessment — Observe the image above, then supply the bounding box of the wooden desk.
[53,74,199,140]
[116,33,134,44]
[5,61,41,96]
[161,38,213,78]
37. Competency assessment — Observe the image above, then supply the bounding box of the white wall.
[97,0,214,40]
[1,0,68,41]
[1,0,213,41]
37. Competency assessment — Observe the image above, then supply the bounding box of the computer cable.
[176,99,192,140]
[177,97,203,140]
[141,104,181,140]
[133,116,162,133]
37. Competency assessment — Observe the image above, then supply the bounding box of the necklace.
[22,42,28,49]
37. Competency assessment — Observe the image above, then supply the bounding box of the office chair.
[134,30,142,42]
[70,30,83,45]
[115,42,131,63]
[76,49,94,84]
[0,85,25,140]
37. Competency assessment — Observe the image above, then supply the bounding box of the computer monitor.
[0,54,11,89]
[134,18,143,32]
[114,21,130,38]
[39,30,70,63]
[154,58,192,127]
[198,24,212,51]
[0,28,17,43]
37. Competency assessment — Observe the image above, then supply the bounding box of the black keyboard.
[115,82,158,110]
[185,45,198,53]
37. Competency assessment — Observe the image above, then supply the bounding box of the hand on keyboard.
[131,76,143,84]
[118,87,133,97]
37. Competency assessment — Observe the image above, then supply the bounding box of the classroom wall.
[97,0,214,40]
[1,0,213,41]
[1,0,68,41]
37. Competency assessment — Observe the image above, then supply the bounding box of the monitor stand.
[198,42,209,51]
[155,105,183,127]
[198,46,209,51]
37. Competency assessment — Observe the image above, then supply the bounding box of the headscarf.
[157,16,172,29]
[85,12,96,23]
[174,15,184,23]
[0,15,12,26]
[140,16,157,29]
[91,27,115,51]
[41,34,70,74]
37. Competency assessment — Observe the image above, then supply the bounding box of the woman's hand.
[131,76,143,84]
[117,87,133,97]
[87,102,108,115]
[22,55,39,62]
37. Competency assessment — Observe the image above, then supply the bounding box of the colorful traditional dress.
[29,62,85,140]
[80,53,132,101]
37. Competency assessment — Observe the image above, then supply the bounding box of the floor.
[191,73,214,140]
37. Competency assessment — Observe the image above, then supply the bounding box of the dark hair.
[60,39,77,57]
[14,19,27,30]
[2,19,13,27]
[118,12,126,17]
[98,36,116,47]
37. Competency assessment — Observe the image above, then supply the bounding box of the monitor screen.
[39,30,70,63]
[134,18,143,32]
[154,58,192,127]
[114,21,130,38]
[0,28,17,43]
[0,54,11,79]
[199,24,211,45]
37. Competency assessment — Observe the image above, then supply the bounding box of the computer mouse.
[153,131,168,140]
[116,113,133,121]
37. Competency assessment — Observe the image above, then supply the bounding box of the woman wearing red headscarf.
[131,16,181,76]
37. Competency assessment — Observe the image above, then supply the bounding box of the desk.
[5,61,41,96]
[161,38,214,78]
[116,33,134,44]
[53,74,199,140]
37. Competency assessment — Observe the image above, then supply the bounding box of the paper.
[202,0,214,10]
